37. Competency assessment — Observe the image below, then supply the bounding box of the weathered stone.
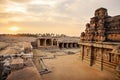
[32,37,80,49]
[80,7,120,42]
[79,7,120,78]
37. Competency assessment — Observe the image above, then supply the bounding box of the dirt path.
[41,54,116,80]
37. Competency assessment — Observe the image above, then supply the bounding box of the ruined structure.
[80,8,120,42]
[11,58,24,70]
[57,37,80,48]
[80,7,120,76]
[32,36,80,49]
[32,37,58,49]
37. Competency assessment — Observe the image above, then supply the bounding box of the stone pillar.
[75,43,77,48]
[116,55,119,64]
[80,45,84,60]
[44,39,46,47]
[66,43,68,48]
[90,45,94,66]
[62,43,64,48]
[37,39,40,48]
[40,39,43,46]
[117,55,120,64]
[57,41,59,47]
[101,47,104,71]
[73,43,76,48]
[51,39,53,46]
[115,54,118,64]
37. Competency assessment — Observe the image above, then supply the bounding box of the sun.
[9,26,19,32]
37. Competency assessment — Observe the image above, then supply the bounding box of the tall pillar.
[117,55,120,64]
[62,43,64,48]
[39,39,41,47]
[37,39,40,48]
[101,47,104,71]
[51,39,53,46]
[44,39,46,47]
[81,45,84,60]
[115,54,118,64]
[57,41,59,47]
[75,43,77,48]
[66,43,68,48]
[90,45,94,66]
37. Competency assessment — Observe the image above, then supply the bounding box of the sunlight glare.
[9,26,19,32]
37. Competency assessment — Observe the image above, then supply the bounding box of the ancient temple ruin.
[32,36,80,49]
[79,7,120,76]
[80,7,120,42]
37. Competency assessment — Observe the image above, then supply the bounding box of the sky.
[0,0,120,36]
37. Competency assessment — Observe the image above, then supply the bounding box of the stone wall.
[79,42,120,73]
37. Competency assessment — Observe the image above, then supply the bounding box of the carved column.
[90,45,94,66]
[80,45,84,61]
[101,47,104,71]
[115,54,118,64]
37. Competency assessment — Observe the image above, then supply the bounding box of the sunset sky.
[0,0,120,36]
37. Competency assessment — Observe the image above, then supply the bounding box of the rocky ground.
[0,36,36,42]
[0,41,32,55]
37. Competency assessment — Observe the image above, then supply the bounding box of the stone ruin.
[79,7,120,79]
[31,36,80,49]
[80,7,120,42]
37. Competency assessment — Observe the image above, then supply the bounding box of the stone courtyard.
[37,49,116,80]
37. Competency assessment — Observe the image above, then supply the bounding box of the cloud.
[0,0,8,4]
[27,4,51,13]
[10,0,31,3]
[0,0,120,36]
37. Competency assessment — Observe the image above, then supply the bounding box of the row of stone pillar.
[80,44,120,71]
[37,39,58,47]
[59,43,79,48]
